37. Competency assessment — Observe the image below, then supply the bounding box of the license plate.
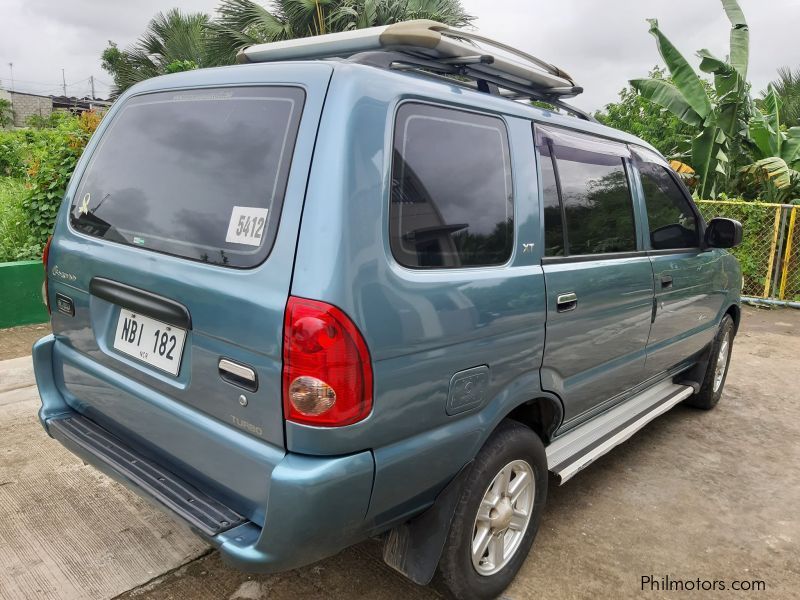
[112,309,187,375]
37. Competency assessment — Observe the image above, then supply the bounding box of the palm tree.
[102,9,211,96]
[205,0,474,66]
[763,67,800,127]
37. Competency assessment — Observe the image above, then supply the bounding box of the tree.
[205,0,474,66]
[740,85,800,202]
[595,67,694,157]
[0,98,13,128]
[763,66,800,127]
[631,0,752,198]
[101,9,210,96]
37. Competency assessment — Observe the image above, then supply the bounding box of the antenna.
[61,68,67,96]
[7,62,13,92]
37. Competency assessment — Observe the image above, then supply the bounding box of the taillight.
[283,296,372,426]
[42,235,52,313]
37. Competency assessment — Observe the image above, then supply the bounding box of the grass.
[0,176,37,263]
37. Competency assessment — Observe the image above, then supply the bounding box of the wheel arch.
[725,303,741,334]
[503,395,563,446]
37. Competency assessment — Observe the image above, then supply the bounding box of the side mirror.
[705,217,743,249]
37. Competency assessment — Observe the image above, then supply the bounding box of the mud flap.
[382,461,473,585]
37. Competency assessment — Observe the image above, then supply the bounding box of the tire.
[439,420,548,600]
[685,314,735,410]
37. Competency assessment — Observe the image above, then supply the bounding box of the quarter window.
[390,104,513,268]
[638,161,699,249]
[539,142,565,256]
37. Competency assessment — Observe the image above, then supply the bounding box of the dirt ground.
[0,323,50,361]
[1,306,798,600]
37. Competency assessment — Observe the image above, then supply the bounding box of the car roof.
[123,59,661,158]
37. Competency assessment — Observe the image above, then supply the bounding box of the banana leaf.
[645,19,712,120]
[720,0,749,80]
[629,78,704,127]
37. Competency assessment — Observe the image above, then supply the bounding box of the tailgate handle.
[219,358,258,392]
[90,277,192,330]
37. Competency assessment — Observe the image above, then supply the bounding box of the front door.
[536,125,654,425]
[632,149,723,376]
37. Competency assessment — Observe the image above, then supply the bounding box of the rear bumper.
[32,335,375,572]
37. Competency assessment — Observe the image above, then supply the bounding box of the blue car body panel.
[32,59,742,573]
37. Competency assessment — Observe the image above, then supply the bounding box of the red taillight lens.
[42,235,52,313]
[283,296,372,427]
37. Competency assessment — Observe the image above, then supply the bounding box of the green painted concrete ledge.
[1,260,49,328]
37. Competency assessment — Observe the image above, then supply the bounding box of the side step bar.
[49,415,247,536]
[546,380,693,484]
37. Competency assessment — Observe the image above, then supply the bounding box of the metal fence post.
[779,206,797,300]
[763,206,783,299]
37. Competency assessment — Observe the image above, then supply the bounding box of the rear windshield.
[70,86,305,267]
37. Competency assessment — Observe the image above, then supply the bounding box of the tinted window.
[70,87,304,268]
[639,162,699,249]
[538,142,565,256]
[391,104,513,268]
[552,145,636,255]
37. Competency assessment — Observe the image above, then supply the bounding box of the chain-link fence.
[697,200,800,302]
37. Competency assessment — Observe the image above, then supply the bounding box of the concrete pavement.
[1,307,798,599]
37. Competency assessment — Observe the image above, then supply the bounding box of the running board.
[546,380,693,484]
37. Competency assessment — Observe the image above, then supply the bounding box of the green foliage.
[104,1,474,94]
[165,59,200,73]
[763,67,800,127]
[0,99,13,129]
[595,67,695,157]
[739,85,800,202]
[0,177,39,262]
[102,9,211,96]
[207,0,474,66]
[631,0,752,198]
[0,112,102,259]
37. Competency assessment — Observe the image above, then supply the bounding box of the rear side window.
[70,87,305,268]
[638,161,699,249]
[537,126,636,256]
[390,103,513,268]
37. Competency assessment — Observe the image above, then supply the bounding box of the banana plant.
[631,0,751,198]
[740,85,800,202]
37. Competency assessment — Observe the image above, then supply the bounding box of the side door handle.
[556,292,578,312]
[661,275,674,289]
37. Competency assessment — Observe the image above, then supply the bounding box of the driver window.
[639,162,699,249]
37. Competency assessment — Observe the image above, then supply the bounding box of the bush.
[20,111,101,254]
[0,177,38,262]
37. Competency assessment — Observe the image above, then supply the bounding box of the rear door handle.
[661,275,674,288]
[556,292,578,312]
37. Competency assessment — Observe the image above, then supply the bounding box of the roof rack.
[238,20,591,120]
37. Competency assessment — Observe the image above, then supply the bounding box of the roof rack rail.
[238,20,591,119]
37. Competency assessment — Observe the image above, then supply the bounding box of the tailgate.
[42,63,333,521]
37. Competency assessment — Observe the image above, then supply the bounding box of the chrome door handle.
[661,275,673,288]
[556,292,578,312]
[219,358,258,391]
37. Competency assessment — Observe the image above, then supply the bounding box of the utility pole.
[7,62,13,91]
[61,68,67,96]
[89,75,95,100]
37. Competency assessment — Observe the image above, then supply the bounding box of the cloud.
[0,0,798,108]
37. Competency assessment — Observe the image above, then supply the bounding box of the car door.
[535,125,654,425]
[631,147,723,377]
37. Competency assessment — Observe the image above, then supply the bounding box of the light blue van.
[32,21,742,600]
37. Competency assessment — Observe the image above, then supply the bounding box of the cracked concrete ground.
[0,306,798,599]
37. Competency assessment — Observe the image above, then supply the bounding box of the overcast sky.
[1,0,799,111]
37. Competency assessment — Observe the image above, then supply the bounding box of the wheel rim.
[471,459,535,576]
[713,332,731,393]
